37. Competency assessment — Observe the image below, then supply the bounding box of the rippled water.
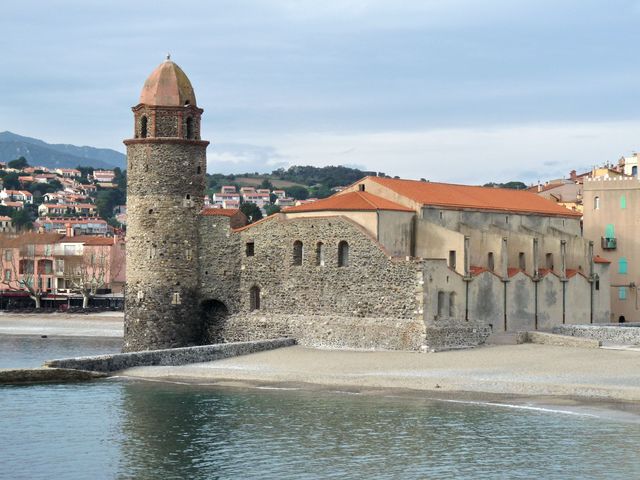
[2,338,640,479]
[0,335,122,369]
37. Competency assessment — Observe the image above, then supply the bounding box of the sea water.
[2,337,640,479]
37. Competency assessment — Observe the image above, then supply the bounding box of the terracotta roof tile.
[284,191,413,213]
[200,208,241,217]
[59,235,115,246]
[593,255,611,264]
[367,176,581,217]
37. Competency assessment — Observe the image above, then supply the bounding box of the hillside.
[0,131,126,170]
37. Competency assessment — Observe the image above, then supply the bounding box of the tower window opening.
[246,241,255,257]
[186,117,194,139]
[292,240,303,266]
[197,165,202,174]
[449,250,456,270]
[518,252,526,271]
[250,286,261,311]
[358,184,365,192]
[148,209,153,214]
[338,241,349,267]
[171,292,182,305]
[316,242,325,266]
[140,116,148,138]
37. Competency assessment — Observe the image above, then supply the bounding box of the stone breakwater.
[45,338,296,373]
[553,324,640,344]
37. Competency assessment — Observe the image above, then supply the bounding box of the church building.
[124,59,611,352]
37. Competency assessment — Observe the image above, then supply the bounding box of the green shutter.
[605,224,615,238]
[619,287,627,300]
[621,195,627,209]
[619,257,628,274]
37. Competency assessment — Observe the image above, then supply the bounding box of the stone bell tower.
[123,56,208,351]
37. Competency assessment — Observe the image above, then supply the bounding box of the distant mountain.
[0,131,126,170]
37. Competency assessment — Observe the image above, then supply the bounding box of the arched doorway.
[201,299,229,344]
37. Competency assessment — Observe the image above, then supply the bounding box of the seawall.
[45,338,296,372]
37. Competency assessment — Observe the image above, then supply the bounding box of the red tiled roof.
[366,176,581,217]
[284,191,413,213]
[508,267,525,278]
[200,208,242,217]
[593,255,611,264]
[59,235,115,246]
[470,266,491,276]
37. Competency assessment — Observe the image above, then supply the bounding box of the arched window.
[518,252,526,271]
[338,241,349,267]
[316,242,325,266]
[249,285,261,311]
[197,165,202,174]
[594,196,600,210]
[619,257,628,274]
[487,252,495,271]
[292,240,303,266]
[186,117,194,139]
[140,116,148,138]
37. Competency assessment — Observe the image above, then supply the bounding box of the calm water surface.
[2,337,640,479]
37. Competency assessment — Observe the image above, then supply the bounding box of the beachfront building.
[0,232,125,308]
[583,175,640,322]
[198,177,609,352]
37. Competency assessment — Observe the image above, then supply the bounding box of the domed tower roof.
[139,56,197,107]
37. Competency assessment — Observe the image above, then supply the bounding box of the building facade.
[583,176,640,322]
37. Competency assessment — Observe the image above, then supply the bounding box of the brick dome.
[139,56,197,107]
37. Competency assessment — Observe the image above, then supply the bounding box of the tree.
[311,184,332,199]
[76,166,94,179]
[11,209,33,231]
[260,178,274,191]
[285,186,309,200]
[3,172,20,190]
[0,236,52,309]
[8,157,29,170]
[240,202,263,223]
[264,205,281,216]
[63,243,124,308]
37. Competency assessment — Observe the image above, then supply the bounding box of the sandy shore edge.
[115,344,640,418]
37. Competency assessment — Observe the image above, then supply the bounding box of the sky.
[2,0,640,184]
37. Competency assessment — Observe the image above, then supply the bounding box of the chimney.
[65,222,73,237]
[569,170,577,181]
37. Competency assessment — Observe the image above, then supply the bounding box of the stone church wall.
[209,215,427,350]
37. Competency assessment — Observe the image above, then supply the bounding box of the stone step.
[485,332,519,345]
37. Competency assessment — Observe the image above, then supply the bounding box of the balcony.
[601,237,617,250]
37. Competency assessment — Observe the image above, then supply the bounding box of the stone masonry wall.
[124,138,207,352]
[237,216,423,317]
[204,215,427,350]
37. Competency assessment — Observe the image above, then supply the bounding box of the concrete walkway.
[0,312,123,338]
[120,343,640,403]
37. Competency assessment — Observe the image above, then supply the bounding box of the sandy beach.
[119,343,640,405]
[0,312,124,338]
[3,313,640,407]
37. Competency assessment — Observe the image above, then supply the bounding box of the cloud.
[228,121,640,184]
[206,143,288,174]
